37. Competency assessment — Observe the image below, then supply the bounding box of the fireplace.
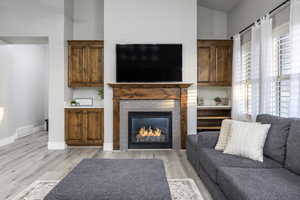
[128,112,172,149]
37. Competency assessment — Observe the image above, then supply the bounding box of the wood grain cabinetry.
[68,40,104,88]
[65,108,104,146]
[197,108,231,131]
[197,40,233,86]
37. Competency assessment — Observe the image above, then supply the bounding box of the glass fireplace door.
[128,112,172,149]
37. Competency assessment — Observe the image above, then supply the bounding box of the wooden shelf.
[198,116,231,120]
[197,126,221,130]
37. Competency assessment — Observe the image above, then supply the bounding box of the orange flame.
[137,126,162,137]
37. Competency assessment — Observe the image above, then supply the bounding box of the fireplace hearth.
[128,112,172,149]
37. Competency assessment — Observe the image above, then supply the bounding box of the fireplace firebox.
[128,112,172,149]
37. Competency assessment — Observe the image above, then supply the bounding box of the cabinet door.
[197,40,232,86]
[65,110,85,145]
[197,46,212,84]
[68,45,85,87]
[215,46,232,85]
[68,41,104,88]
[86,46,103,86]
[86,109,104,145]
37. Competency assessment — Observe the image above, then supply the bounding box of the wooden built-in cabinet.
[68,40,104,88]
[197,40,233,86]
[65,108,104,146]
[197,108,231,131]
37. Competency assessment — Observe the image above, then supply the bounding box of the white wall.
[104,0,198,150]
[228,0,287,37]
[64,0,74,102]
[0,46,11,141]
[197,5,228,39]
[0,0,66,149]
[70,0,104,103]
[0,45,48,143]
[73,0,104,40]
[73,2,227,40]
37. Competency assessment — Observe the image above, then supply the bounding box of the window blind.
[241,42,252,114]
[274,33,291,117]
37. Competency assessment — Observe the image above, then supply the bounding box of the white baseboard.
[103,142,113,151]
[15,124,44,139]
[0,135,16,147]
[0,124,44,147]
[48,142,66,150]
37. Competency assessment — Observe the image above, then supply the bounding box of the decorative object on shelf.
[98,88,104,99]
[197,97,204,106]
[70,100,79,107]
[74,98,93,106]
[214,97,222,105]
[214,97,229,106]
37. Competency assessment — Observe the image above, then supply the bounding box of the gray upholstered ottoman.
[44,159,172,200]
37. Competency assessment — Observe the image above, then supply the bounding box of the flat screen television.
[116,44,182,82]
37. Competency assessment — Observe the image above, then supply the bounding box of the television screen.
[116,44,182,82]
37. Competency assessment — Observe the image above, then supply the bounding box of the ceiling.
[197,0,242,12]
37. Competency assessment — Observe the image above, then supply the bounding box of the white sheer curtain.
[232,34,244,120]
[251,23,261,121]
[289,0,300,117]
[260,15,274,114]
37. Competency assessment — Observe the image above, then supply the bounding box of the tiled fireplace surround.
[108,83,192,151]
[120,100,180,151]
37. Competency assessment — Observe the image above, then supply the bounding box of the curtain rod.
[230,0,290,39]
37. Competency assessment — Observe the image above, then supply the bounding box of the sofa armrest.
[197,131,220,149]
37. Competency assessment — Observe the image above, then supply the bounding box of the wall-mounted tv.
[116,44,182,82]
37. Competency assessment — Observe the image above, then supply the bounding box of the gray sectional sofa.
[187,114,300,200]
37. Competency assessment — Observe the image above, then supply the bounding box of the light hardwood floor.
[0,132,212,200]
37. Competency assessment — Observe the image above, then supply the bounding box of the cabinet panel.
[65,110,84,144]
[197,109,231,131]
[87,46,103,84]
[198,47,211,83]
[86,110,104,145]
[197,40,232,86]
[216,46,232,84]
[69,46,85,85]
[68,41,104,88]
[65,108,104,146]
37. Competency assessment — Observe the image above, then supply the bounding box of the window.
[273,24,291,117]
[241,41,252,115]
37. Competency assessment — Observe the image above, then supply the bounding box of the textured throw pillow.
[224,121,271,162]
[215,119,233,151]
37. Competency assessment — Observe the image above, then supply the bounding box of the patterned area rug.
[13,179,203,200]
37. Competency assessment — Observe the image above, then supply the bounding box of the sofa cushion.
[187,135,198,148]
[256,114,291,164]
[217,167,300,200]
[197,131,219,149]
[198,148,281,183]
[186,135,199,169]
[286,120,300,175]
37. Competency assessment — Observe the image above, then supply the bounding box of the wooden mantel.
[108,82,193,150]
[108,83,193,89]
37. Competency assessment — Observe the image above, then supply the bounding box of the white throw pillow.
[215,119,233,151]
[224,121,271,162]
